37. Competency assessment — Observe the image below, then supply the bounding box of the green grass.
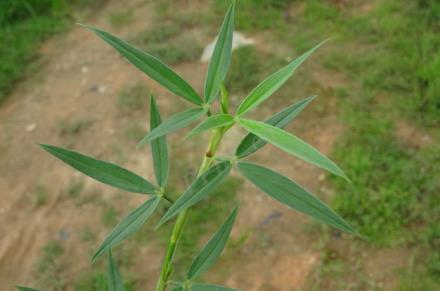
[226,45,284,94]
[0,0,102,104]
[36,240,65,290]
[133,23,203,65]
[58,118,94,135]
[117,82,149,112]
[209,0,440,288]
[108,9,134,28]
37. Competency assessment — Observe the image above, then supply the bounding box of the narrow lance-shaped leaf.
[237,119,349,180]
[15,286,40,291]
[187,207,238,280]
[150,95,169,187]
[204,1,235,103]
[237,40,328,116]
[235,95,316,158]
[108,250,124,291]
[40,144,156,194]
[192,284,238,291]
[80,24,203,105]
[186,114,234,138]
[157,161,231,226]
[237,161,355,234]
[92,196,160,261]
[138,107,207,146]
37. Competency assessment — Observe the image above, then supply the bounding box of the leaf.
[107,250,124,291]
[158,161,231,226]
[15,286,40,291]
[80,24,202,105]
[138,107,207,146]
[237,161,355,234]
[235,95,316,158]
[204,1,235,103]
[237,119,348,180]
[150,95,169,187]
[92,196,160,261]
[236,40,328,116]
[187,207,238,280]
[40,144,156,194]
[187,114,234,137]
[192,283,238,291]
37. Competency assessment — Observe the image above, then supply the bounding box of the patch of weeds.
[117,82,149,112]
[74,270,107,291]
[101,206,119,228]
[214,0,291,32]
[133,24,203,65]
[331,112,440,244]
[123,122,146,142]
[108,9,134,28]
[226,45,284,94]
[36,240,65,290]
[73,268,136,291]
[145,36,203,65]
[58,118,94,135]
[79,226,96,242]
[34,185,50,207]
[0,1,103,104]
[66,179,84,199]
[135,23,180,45]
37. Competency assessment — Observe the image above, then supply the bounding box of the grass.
[36,240,65,290]
[0,0,103,104]
[58,118,94,135]
[208,0,440,288]
[133,23,203,65]
[117,82,149,112]
[34,185,50,207]
[108,9,134,28]
[226,45,284,94]
[66,179,84,199]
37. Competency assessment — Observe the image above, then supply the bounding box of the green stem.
[154,128,226,291]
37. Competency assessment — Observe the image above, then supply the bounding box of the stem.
[154,128,226,291]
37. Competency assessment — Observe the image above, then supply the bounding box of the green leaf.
[192,283,238,291]
[237,119,348,180]
[80,24,202,105]
[92,196,160,261]
[157,161,231,226]
[204,1,235,103]
[40,144,156,194]
[236,40,328,116]
[107,250,124,291]
[15,286,40,291]
[150,95,169,187]
[187,207,238,279]
[235,95,316,158]
[237,161,355,234]
[138,107,207,146]
[187,114,234,137]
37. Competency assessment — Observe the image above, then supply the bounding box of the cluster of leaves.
[20,1,355,290]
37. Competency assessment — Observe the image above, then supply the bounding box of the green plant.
[23,2,357,290]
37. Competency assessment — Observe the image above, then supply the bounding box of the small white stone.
[81,66,89,73]
[200,31,255,62]
[98,86,107,94]
[25,123,37,132]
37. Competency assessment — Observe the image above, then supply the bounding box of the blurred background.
[0,0,439,290]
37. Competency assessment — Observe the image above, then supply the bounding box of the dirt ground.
[0,0,408,290]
